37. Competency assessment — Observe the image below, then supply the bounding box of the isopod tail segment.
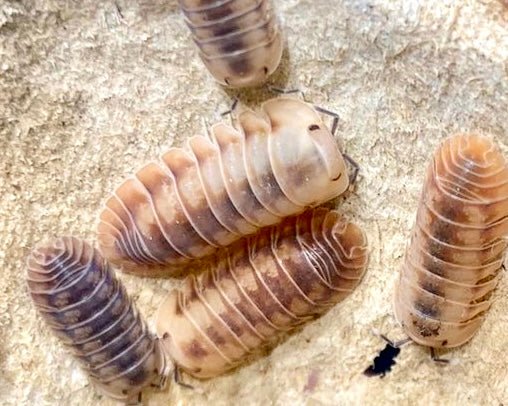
[97,97,350,276]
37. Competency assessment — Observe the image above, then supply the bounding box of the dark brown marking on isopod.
[186,339,209,358]
[220,311,246,338]
[27,238,167,402]
[219,37,246,54]
[99,99,350,274]
[203,4,233,22]
[205,326,228,346]
[413,300,440,318]
[156,208,368,378]
[211,21,240,38]
[419,280,444,297]
[412,319,441,337]
[179,0,283,87]
[228,55,252,76]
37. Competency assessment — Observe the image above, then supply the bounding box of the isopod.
[178,0,283,87]
[394,134,508,349]
[26,237,168,403]
[156,208,369,378]
[97,98,350,276]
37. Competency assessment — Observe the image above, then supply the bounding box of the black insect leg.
[430,347,449,364]
[174,366,194,390]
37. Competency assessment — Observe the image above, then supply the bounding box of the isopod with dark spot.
[178,0,283,87]
[394,134,508,349]
[156,208,369,378]
[97,98,351,276]
[26,237,169,404]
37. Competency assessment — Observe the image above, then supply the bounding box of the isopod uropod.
[178,0,283,87]
[156,208,369,378]
[394,134,508,348]
[26,237,168,404]
[97,98,350,276]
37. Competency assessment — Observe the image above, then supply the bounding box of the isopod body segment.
[394,134,508,348]
[156,208,369,378]
[97,98,350,276]
[178,0,283,87]
[26,237,168,403]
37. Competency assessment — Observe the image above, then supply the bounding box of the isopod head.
[253,98,350,205]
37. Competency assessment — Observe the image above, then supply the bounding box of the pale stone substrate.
[1,1,507,405]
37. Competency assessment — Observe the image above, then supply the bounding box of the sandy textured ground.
[1,0,508,405]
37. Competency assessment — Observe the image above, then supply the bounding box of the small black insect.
[364,335,409,377]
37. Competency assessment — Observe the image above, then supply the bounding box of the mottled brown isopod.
[97,98,350,276]
[394,134,508,349]
[178,0,283,87]
[156,208,369,378]
[26,237,168,404]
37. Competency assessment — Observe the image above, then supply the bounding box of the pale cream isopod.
[178,0,283,87]
[394,134,508,349]
[97,98,352,276]
[156,208,369,378]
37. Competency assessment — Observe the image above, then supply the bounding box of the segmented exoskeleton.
[26,237,168,404]
[394,134,508,349]
[156,208,369,378]
[178,0,283,87]
[98,98,350,276]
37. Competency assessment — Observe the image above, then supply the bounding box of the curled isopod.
[178,0,283,87]
[27,237,169,404]
[156,208,369,378]
[97,98,351,276]
[394,134,508,349]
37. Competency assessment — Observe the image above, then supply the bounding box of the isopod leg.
[379,334,412,348]
[124,391,142,406]
[304,102,360,185]
[341,153,360,186]
[220,98,239,117]
[267,86,305,99]
[430,347,449,364]
[174,366,194,390]
[312,105,340,136]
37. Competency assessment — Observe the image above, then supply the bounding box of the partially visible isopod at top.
[156,208,369,378]
[178,0,283,87]
[394,134,508,349]
[26,237,169,404]
[97,98,351,276]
